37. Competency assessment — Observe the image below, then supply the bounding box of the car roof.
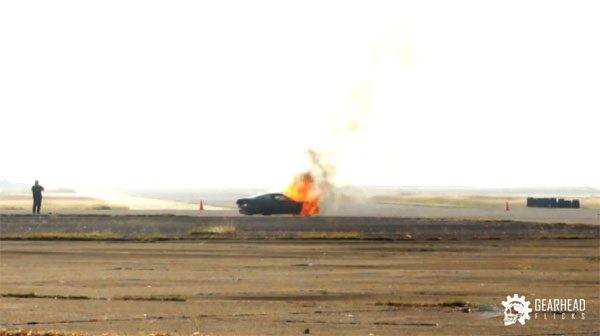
[251,193,287,199]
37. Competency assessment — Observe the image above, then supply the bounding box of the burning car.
[236,193,303,215]
[237,172,320,216]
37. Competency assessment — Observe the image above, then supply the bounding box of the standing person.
[31,180,44,214]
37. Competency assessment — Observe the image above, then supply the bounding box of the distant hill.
[0,180,28,191]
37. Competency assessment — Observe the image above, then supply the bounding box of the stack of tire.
[526,197,580,208]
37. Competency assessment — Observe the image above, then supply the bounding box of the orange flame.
[285,173,319,216]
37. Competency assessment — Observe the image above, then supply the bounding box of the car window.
[274,195,287,201]
[253,194,270,200]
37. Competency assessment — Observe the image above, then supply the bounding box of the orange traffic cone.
[505,201,510,211]
[199,200,204,211]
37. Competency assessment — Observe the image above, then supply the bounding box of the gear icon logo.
[502,294,533,326]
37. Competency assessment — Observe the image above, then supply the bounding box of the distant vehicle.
[236,193,302,215]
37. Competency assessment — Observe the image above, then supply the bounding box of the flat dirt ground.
[0,215,599,335]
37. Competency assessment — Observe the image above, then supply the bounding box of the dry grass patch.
[294,231,363,240]
[0,232,174,242]
[1,230,368,241]
[188,225,236,237]
[1,292,92,300]
[2,292,187,302]
[0,232,124,241]
[534,235,594,240]
[371,194,600,209]
[113,294,187,302]
[1,292,38,298]
[378,299,470,308]
[371,194,526,208]
[0,199,128,211]
[0,330,204,336]
[439,299,470,307]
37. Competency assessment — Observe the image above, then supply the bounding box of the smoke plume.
[299,25,414,213]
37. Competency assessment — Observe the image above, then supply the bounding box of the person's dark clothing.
[32,185,44,214]
[32,185,44,199]
[33,199,41,214]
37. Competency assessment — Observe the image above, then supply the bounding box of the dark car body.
[236,193,302,215]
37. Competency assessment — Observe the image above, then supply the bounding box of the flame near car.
[284,173,319,216]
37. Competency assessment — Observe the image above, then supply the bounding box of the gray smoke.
[302,26,414,213]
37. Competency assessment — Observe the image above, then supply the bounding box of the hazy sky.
[1,1,598,189]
